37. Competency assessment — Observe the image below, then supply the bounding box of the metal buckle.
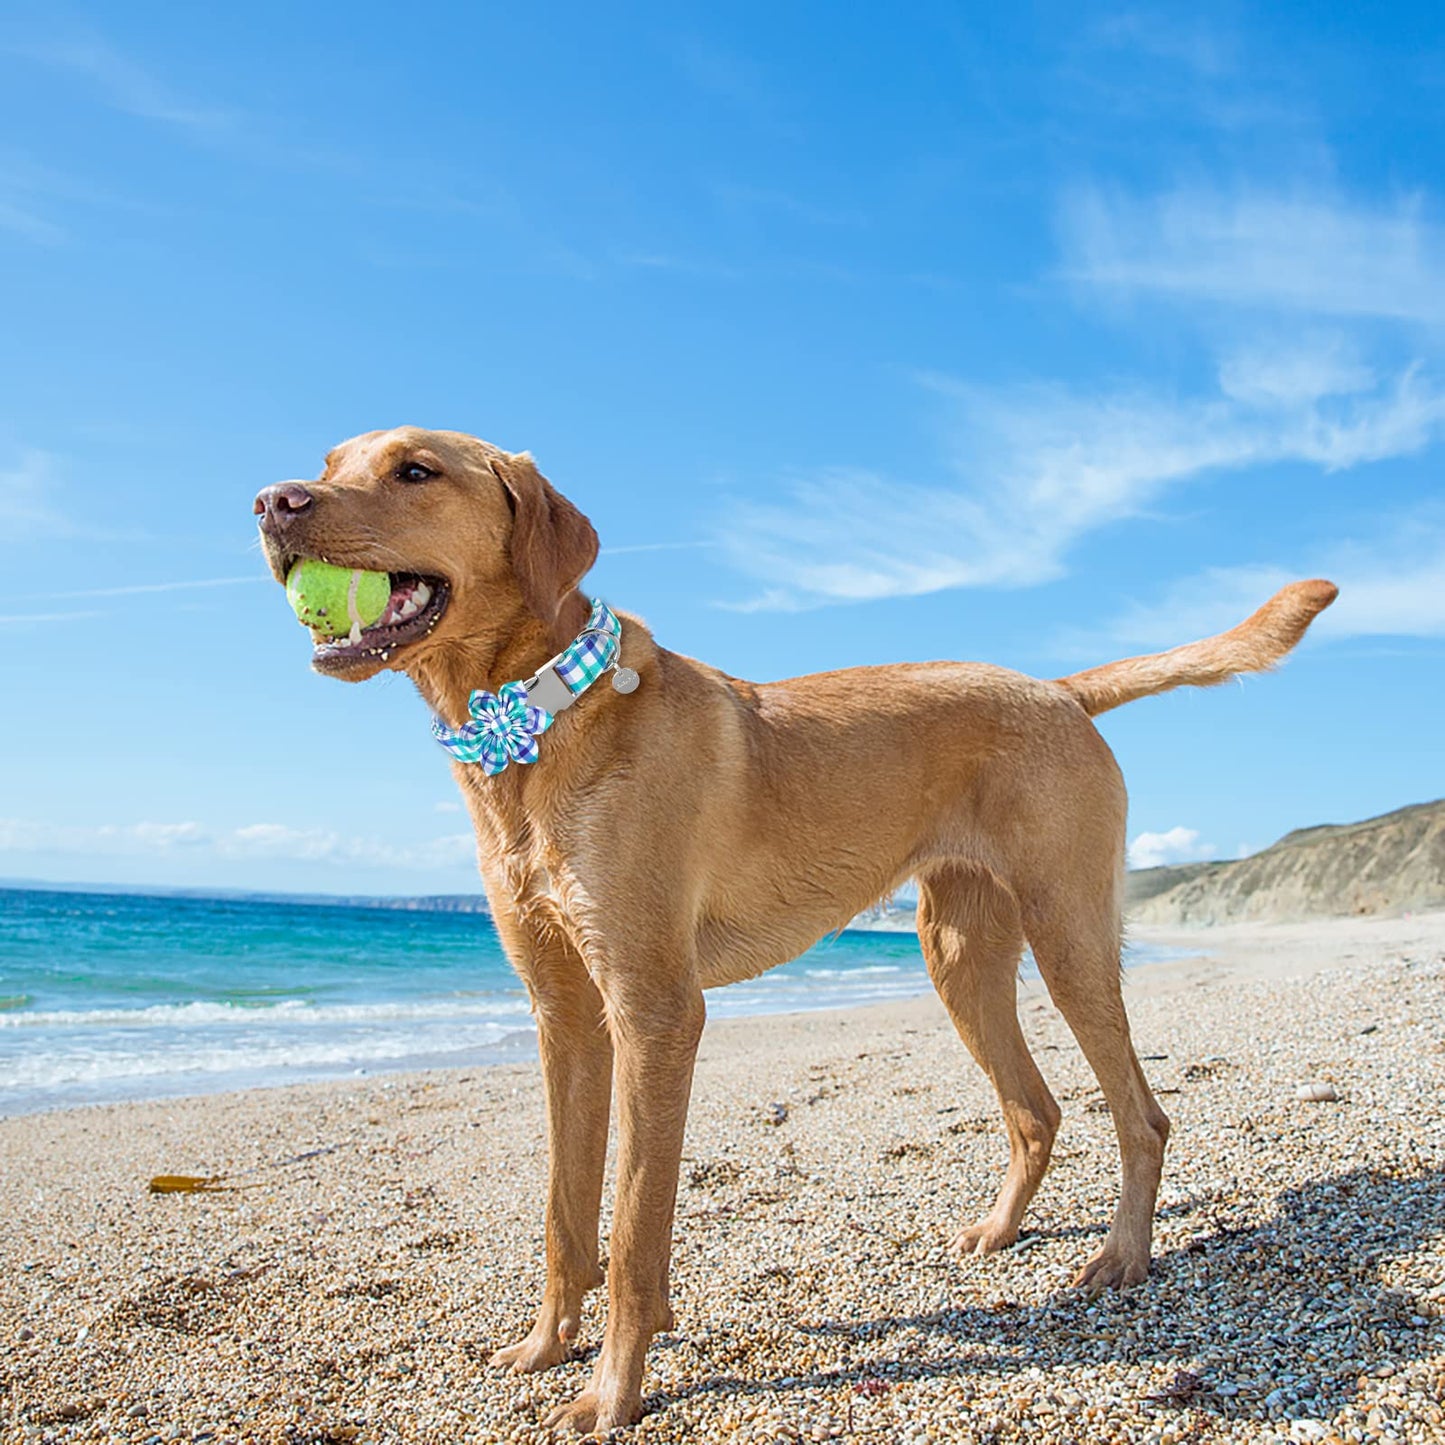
[525,664,575,715]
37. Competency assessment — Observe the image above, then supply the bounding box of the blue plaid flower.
[432,600,628,773]
[432,680,553,775]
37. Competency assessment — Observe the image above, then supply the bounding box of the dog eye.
[396,462,436,483]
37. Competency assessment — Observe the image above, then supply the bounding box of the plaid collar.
[431,599,624,774]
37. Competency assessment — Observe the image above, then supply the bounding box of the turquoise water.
[0,886,1189,1116]
[0,886,933,1115]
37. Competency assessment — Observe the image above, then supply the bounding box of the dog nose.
[254,482,314,532]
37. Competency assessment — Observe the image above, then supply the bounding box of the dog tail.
[1054,579,1338,718]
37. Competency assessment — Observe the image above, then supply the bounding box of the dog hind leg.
[1023,892,1170,1291]
[917,864,1061,1256]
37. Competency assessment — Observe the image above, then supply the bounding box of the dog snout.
[254,482,315,534]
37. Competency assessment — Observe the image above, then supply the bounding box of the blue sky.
[1,2,1441,895]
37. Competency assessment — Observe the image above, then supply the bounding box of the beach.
[2,912,1441,1444]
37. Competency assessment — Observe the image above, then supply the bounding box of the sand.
[2,912,1442,1443]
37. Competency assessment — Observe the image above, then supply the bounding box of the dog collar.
[431,599,637,774]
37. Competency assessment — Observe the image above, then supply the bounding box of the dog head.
[255,427,598,683]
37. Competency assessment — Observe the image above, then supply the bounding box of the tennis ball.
[285,559,391,640]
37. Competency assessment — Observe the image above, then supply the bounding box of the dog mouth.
[308,570,451,673]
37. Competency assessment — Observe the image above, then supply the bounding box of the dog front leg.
[492,945,613,1373]
[544,976,705,1435]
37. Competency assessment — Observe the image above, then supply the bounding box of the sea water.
[0,887,933,1115]
[0,886,1184,1116]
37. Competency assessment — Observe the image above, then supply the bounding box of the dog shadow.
[650,1164,1443,1426]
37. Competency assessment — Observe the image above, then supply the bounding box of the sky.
[1,1,1441,895]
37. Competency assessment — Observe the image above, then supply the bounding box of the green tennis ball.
[285,559,391,639]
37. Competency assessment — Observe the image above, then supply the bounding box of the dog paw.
[490,1323,574,1374]
[543,1388,643,1435]
[1072,1241,1149,1293]
[950,1217,1018,1256]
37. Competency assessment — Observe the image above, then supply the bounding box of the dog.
[255,426,1336,1433]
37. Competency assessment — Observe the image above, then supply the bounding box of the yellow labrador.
[255,427,1336,1433]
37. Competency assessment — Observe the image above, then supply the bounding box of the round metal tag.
[611,666,640,694]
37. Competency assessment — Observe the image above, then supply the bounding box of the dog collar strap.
[431,599,628,774]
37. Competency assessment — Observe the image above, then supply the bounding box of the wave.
[0,1019,537,1093]
[0,995,534,1030]
[798,964,907,978]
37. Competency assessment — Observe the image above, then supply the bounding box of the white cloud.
[221,823,476,871]
[125,822,209,848]
[719,358,1445,609]
[0,819,204,854]
[1077,508,1445,648]
[1128,827,1218,870]
[1061,185,1445,324]
[1217,335,1376,408]
[0,818,476,872]
[716,180,1445,612]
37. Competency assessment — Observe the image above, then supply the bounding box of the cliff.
[1125,799,1445,926]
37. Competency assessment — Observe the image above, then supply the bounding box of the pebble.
[0,926,1442,1442]
[1295,1082,1341,1102]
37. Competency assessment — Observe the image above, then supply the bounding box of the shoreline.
[0,928,1202,1124]
[2,911,1442,1442]
[2,908,1433,1123]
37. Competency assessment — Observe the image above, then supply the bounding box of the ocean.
[0,886,935,1116]
[0,885,1187,1117]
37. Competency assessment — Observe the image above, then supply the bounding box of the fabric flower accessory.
[432,681,553,775]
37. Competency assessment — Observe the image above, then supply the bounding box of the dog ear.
[490,450,599,631]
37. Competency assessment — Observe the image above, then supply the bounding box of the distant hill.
[1125,799,1445,926]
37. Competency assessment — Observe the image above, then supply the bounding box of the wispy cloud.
[1061,185,1445,324]
[1092,12,1233,78]
[1127,826,1218,870]
[0,563,269,625]
[1074,508,1445,649]
[0,28,365,186]
[223,823,473,870]
[36,576,267,601]
[0,197,64,244]
[0,450,70,543]
[719,172,1445,611]
[719,352,1445,609]
[611,250,743,281]
[711,182,866,230]
[3,31,230,133]
[675,36,802,139]
[0,817,475,872]
[0,148,179,245]
[598,540,711,557]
